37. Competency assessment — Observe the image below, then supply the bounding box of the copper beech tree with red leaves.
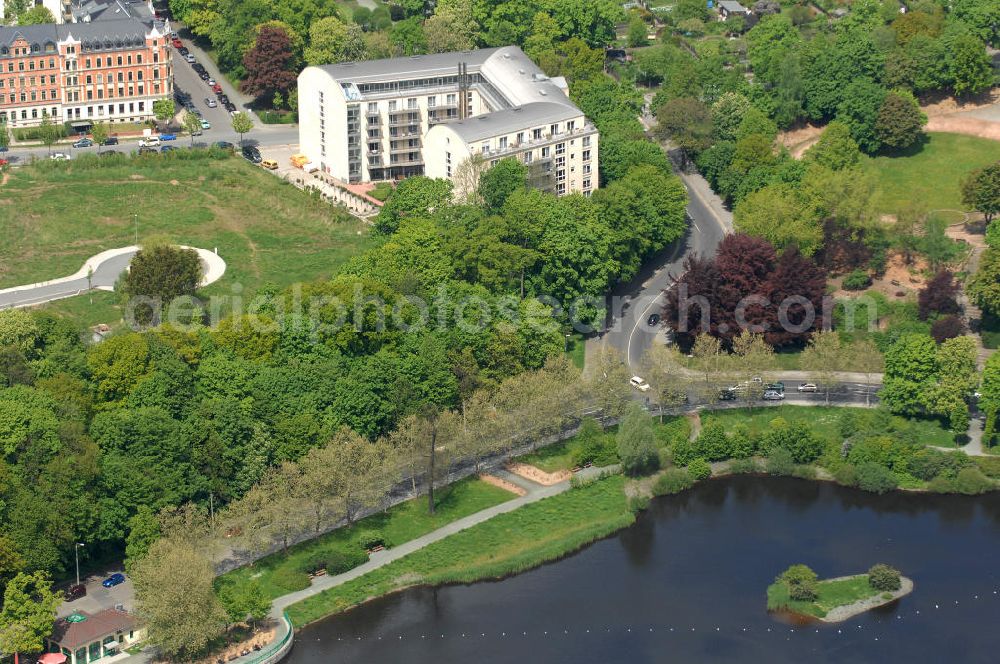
[918,269,961,321]
[240,25,297,102]
[663,234,826,349]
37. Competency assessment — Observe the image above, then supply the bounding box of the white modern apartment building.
[297,46,599,197]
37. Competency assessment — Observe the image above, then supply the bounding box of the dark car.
[178,46,189,56]
[137,146,158,155]
[99,150,122,157]
[64,584,87,601]
[72,138,94,148]
[160,145,178,152]
[102,136,119,145]
[241,146,262,164]
[718,388,737,401]
[224,102,237,112]
[214,141,234,150]
[102,573,126,588]
[765,382,785,393]
[0,144,8,152]
[647,313,660,326]
[199,72,210,81]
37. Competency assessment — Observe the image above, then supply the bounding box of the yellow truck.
[290,154,309,169]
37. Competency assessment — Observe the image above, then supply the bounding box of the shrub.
[687,458,712,481]
[729,458,759,474]
[974,456,1000,479]
[929,315,964,343]
[868,564,901,591]
[271,566,310,592]
[358,532,387,550]
[672,436,698,466]
[842,269,872,291]
[906,448,971,481]
[729,424,755,458]
[694,422,731,461]
[951,467,994,495]
[766,447,795,476]
[326,549,369,575]
[834,463,858,487]
[760,419,824,463]
[855,461,898,494]
[653,467,695,496]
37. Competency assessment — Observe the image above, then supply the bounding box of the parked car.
[647,313,660,326]
[225,103,237,112]
[207,78,216,86]
[170,31,178,39]
[99,150,121,157]
[765,382,785,393]
[189,126,203,136]
[763,390,785,401]
[0,158,9,167]
[137,146,158,155]
[102,136,119,145]
[629,376,651,392]
[64,584,87,601]
[102,573,126,588]
[178,46,189,56]
[214,141,234,150]
[138,136,161,147]
[212,83,223,94]
[241,146,262,164]
[199,71,210,81]
[184,54,195,64]
[200,119,211,129]
[50,152,71,160]
[205,97,217,108]
[261,159,279,170]
[72,138,93,148]
[718,388,737,401]
[797,383,818,393]
[159,133,176,141]
[171,38,182,48]
[0,144,8,152]
[160,145,178,152]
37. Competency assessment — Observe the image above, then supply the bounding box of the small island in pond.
[767,564,914,623]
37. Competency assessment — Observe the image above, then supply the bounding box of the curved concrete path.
[0,246,226,310]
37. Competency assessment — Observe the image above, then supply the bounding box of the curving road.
[0,246,226,310]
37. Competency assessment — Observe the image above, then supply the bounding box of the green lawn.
[286,475,634,626]
[565,332,586,370]
[0,152,371,321]
[767,574,882,619]
[863,132,1000,215]
[216,477,516,602]
[702,405,955,448]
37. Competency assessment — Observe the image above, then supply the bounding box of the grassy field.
[702,405,955,447]
[0,152,371,309]
[286,475,634,626]
[216,477,515,602]
[767,574,882,619]
[863,132,999,215]
[565,332,586,370]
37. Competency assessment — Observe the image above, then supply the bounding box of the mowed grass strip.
[862,132,1000,215]
[286,475,634,626]
[217,477,517,602]
[0,153,371,291]
[767,574,881,619]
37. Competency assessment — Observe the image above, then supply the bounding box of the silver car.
[205,97,217,108]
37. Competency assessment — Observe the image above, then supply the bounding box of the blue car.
[160,145,178,152]
[159,133,177,141]
[102,573,125,588]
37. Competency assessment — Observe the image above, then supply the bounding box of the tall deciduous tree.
[231,111,254,147]
[961,162,1000,223]
[132,538,227,660]
[304,16,367,66]
[918,270,961,321]
[655,97,712,161]
[152,99,175,130]
[616,401,658,475]
[875,90,926,152]
[120,244,202,327]
[241,25,298,101]
[800,331,845,404]
[479,158,528,214]
[804,121,860,170]
[0,572,60,664]
[969,247,1000,315]
[980,352,1000,445]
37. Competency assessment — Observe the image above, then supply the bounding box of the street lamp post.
[75,542,84,587]
[133,212,138,246]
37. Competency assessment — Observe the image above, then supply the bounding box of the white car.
[630,376,651,392]
[798,383,818,393]
[763,390,785,401]
[139,136,161,148]
[185,54,196,64]
[50,152,71,160]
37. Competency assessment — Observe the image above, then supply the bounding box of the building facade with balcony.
[297,46,599,197]
[0,3,171,129]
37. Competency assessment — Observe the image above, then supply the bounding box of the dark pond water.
[287,477,1000,664]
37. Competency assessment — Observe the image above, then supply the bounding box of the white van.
[139,136,161,148]
[630,376,651,392]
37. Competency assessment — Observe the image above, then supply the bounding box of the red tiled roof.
[49,609,136,651]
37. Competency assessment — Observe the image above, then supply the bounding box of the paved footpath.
[0,246,226,310]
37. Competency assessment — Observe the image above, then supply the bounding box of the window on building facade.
[499,136,507,149]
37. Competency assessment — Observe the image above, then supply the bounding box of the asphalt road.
[0,251,134,309]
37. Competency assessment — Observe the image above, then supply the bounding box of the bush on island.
[780,564,819,602]
[868,564,901,591]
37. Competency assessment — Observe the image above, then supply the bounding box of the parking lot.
[168,34,243,138]
[56,567,134,619]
